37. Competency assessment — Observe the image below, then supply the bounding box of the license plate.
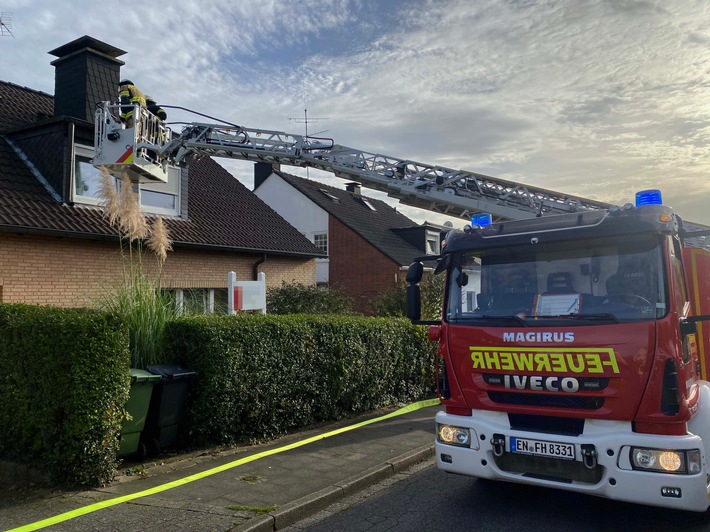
[509,436,575,460]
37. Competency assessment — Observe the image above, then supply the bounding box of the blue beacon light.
[635,189,663,207]
[471,213,492,227]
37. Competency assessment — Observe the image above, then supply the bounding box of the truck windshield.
[446,234,666,324]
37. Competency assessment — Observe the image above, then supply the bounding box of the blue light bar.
[635,189,663,207]
[472,213,492,227]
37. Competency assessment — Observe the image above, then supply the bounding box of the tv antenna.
[0,13,14,37]
[288,80,329,178]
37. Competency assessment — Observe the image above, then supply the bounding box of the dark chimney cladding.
[254,162,281,190]
[346,182,362,196]
[49,36,126,123]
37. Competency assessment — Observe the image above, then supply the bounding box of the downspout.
[253,253,266,280]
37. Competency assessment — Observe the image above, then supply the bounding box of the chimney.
[346,182,362,196]
[49,36,126,123]
[254,162,280,190]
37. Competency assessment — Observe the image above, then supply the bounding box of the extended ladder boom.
[94,102,609,221]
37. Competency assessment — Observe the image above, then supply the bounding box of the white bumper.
[435,408,710,512]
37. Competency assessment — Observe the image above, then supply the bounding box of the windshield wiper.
[468,314,529,326]
[559,313,619,323]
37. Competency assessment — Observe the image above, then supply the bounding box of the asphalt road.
[286,458,710,532]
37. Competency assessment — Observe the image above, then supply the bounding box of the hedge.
[167,314,436,446]
[0,307,435,487]
[0,304,130,487]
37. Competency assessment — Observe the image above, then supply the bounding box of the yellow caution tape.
[9,398,440,531]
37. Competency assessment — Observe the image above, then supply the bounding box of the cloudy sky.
[2,0,710,225]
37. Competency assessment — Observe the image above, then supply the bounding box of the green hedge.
[0,304,130,487]
[167,314,435,446]
[0,307,435,486]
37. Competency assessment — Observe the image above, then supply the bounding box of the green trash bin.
[118,369,161,458]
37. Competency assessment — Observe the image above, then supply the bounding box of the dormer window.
[73,144,180,216]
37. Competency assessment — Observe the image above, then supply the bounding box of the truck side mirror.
[406,261,424,284]
[406,261,424,322]
[406,284,421,321]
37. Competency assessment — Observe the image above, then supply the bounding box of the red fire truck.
[406,190,710,511]
[93,103,710,510]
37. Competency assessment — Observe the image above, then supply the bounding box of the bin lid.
[147,364,198,380]
[130,368,162,384]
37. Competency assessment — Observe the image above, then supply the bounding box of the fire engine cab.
[406,190,710,511]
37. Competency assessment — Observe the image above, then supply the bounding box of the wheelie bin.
[119,369,161,458]
[141,365,198,457]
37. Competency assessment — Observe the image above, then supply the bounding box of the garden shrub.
[266,283,357,315]
[0,304,130,487]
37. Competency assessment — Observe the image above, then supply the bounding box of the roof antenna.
[288,79,328,179]
[0,13,14,37]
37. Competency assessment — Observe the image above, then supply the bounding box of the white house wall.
[255,173,330,283]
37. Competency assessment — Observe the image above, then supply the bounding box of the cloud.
[3,0,710,224]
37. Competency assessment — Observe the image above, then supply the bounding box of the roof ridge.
[274,169,390,207]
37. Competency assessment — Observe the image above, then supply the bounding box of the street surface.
[286,458,710,532]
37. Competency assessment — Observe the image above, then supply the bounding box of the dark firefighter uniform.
[119,79,146,128]
[146,95,167,121]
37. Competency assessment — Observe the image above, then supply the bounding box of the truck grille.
[488,391,604,410]
[494,453,603,484]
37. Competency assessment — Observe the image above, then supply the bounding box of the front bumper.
[435,409,710,512]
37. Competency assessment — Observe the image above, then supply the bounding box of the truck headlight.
[437,423,472,447]
[630,448,701,474]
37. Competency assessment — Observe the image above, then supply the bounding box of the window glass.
[213,288,229,314]
[446,234,666,324]
[74,145,112,204]
[426,231,440,254]
[314,233,328,253]
[183,289,209,315]
[142,190,176,210]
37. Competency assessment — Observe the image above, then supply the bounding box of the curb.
[235,444,435,532]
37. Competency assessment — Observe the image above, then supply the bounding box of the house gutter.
[253,253,266,280]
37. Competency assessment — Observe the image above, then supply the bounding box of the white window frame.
[313,232,328,253]
[426,230,440,254]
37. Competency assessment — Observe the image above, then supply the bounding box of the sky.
[2,0,710,226]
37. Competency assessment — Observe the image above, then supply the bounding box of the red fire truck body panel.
[444,323,656,421]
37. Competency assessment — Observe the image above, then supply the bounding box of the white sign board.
[228,271,266,314]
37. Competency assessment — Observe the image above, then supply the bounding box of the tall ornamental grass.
[97,169,177,369]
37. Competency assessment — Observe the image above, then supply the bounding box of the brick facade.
[0,233,315,308]
[328,216,404,313]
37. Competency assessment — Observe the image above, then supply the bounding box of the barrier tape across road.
[9,398,441,531]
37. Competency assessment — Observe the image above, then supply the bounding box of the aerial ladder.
[92,102,624,222]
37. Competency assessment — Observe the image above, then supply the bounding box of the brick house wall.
[328,216,403,312]
[0,233,315,307]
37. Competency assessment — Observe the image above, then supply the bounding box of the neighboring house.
[253,163,442,312]
[0,35,325,311]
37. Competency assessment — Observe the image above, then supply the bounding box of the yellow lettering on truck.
[469,347,620,375]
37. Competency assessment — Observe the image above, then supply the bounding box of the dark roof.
[266,171,425,265]
[0,81,54,133]
[171,158,326,255]
[0,81,323,258]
